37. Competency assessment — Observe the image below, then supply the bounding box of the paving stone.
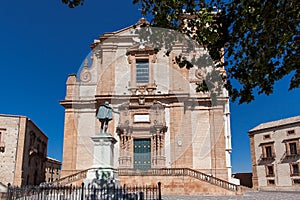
[162,191,300,200]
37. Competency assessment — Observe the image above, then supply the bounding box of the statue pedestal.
[84,133,120,186]
[91,133,117,168]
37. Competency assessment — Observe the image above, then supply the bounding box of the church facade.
[60,19,235,187]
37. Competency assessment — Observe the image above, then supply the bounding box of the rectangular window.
[136,60,149,83]
[265,146,273,158]
[0,130,5,152]
[293,179,300,184]
[287,130,295,135]
[289,142,298,155]
[291,163,299,176]
[263,134,271,139]
[267,179,275,185]
[266,165,274,177]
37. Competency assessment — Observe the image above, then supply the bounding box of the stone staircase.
[54,168,240,194]
[52,168,92,186]
[118,168,239,192]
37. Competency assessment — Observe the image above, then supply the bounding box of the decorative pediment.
[126,43,156,56]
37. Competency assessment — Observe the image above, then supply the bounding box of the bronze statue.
[96,101,119,134]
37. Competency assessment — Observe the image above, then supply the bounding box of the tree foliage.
[61,0,84,8]
[133,0,300,103]
[63,0,299,104]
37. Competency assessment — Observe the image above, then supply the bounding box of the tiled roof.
[249,115,300,133]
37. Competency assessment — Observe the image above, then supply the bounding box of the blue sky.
[0,0,299,173]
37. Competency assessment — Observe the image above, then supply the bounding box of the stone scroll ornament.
[96,101,119,134]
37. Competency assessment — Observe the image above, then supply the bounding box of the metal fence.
[6,182,162,200]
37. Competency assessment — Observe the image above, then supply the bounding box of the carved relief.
[80,59,92,82]
[117,100,167,168]
[150,102,165,127]
[80,71,92,82]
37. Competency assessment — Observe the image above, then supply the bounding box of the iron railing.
[118,168,238,192]
[6,182,161,200]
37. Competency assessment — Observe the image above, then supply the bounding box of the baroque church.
[60,19,238,194]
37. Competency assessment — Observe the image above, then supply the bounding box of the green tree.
[133,0,299,103]
[62,0,299,104]
[62,0,83,8]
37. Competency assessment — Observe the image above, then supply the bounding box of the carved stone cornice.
[126,44,157,56]
[91,134,117,146]
[116,125,133,136]
[150,125,168,134]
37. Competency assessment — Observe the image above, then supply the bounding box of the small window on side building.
[263,134,271,140]
[267,179,275,185]
[287,130,295,135]
[0,129,6,152]
[265,146,274,158]
[289,142,298,155]
[290,163,300,176]
[266,165,275,177]
[293,179,300,184]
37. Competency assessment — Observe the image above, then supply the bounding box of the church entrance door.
[134,139,151,169]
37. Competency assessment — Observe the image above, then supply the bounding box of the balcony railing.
[266,173,275,177]
[258,154,275,165]
[280,151,300,163]
[286,150,300,158]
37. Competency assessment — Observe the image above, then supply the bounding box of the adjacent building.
[60,18,237,193]
[45,157,61,183]
[249,115,300,190]
[0,114,48,186]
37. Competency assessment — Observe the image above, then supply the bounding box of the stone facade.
[249,115,300,190]
[0,114,48,186]
[45,157,61,183]
[60,19,235,187]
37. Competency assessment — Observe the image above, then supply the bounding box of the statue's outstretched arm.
[112,108,120,114]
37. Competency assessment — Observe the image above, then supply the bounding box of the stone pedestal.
[85,133,120,186]
[91,133,117,168]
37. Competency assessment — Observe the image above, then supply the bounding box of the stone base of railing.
[119,174,238,195]
[54,168,241,195]
[118,168,240,195]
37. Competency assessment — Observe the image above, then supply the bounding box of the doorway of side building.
[134,138,151,169]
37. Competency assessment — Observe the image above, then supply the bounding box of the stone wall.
[0,115,22,186]
[0,115,48,186]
